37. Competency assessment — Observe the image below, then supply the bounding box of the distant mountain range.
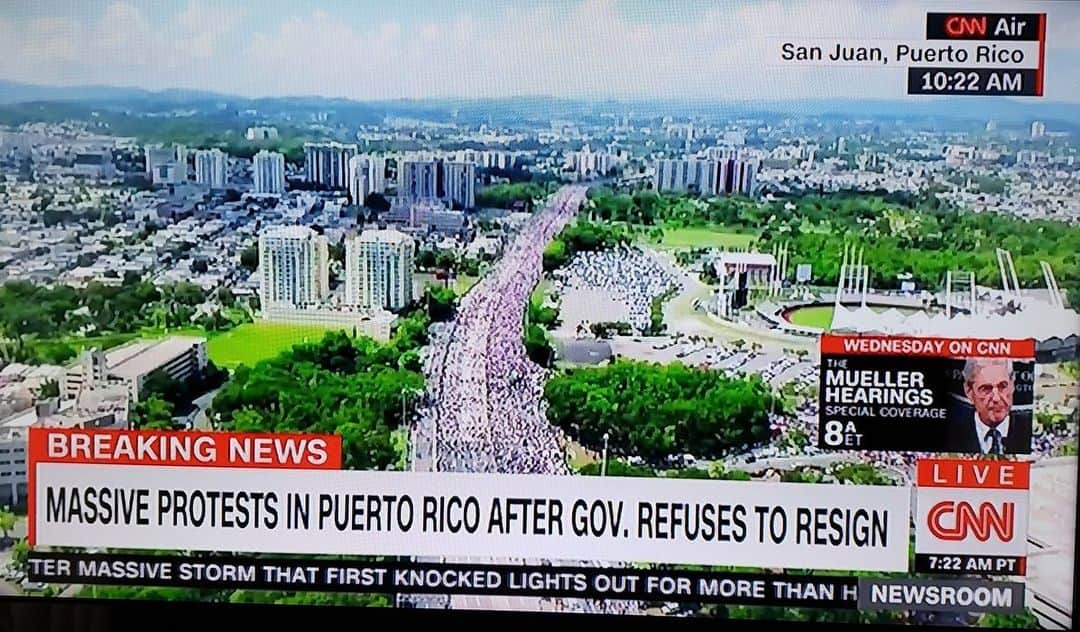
[0,81,232,105]
[0,79,1077,127]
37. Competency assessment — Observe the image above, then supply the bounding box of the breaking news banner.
[28,428,911,572]
[914,459,1030,577]
[26,553,858,609]
[817,335,1035,453]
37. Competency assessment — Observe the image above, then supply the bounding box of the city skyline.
[1,0,1080,102]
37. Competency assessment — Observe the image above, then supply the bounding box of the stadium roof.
[831,303,1079,341]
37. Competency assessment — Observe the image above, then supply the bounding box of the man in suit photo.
[946,358,1031,455]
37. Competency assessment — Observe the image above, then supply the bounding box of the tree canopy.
[210,325,427,471]
[584,188,1079,297]
[545,361,775,464]
[476,182,549,209]
[543,221,630,271]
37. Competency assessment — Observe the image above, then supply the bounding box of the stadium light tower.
[601,432,610,477]
[996,248,1022,304]
[1041,261,1065,309]
[945,270,976,318]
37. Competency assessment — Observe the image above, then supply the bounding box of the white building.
[72,150,117,179]
[348,154,386,204]
[304,142,357,189]
[252,150,286,195]
[194,148,228,188]
[945,145,976,167]
[398,159,439,201]
[653,157,756,196]
[145,144,188,185]
[258,226,330,308]
[566,144,616,180]
[245,126,279,141]
[1031,120,1046,139]
[442,161,476,209]
[345,229,414,311]
[0,426,27,506]
[64,337,208,403]
[398,158,475,208]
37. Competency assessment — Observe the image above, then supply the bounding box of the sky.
[0,0,1078,102]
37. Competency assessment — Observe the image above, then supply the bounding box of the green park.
[783,305,835,329]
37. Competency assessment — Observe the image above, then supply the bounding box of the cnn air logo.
[916,460,1029,557]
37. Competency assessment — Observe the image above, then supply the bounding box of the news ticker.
[775,12,1046,97]
[818,336,1035,453]
[24,553,1026,614]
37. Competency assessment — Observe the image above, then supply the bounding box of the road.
[406,187,637,615]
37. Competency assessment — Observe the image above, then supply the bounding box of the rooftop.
[357,228,413,245]
[79,336,206,380]
[262,225,317,239]
[715,252,777,267]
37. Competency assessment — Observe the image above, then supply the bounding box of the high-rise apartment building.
[258,226,330,308]
[442,161,476,209]
[253,150,286,195]
[345,229,414,311]
[348,154,386,204]
[398,158,475,208]
[653,157,756,196]
[304,142,358,189]
[194,148,228,188]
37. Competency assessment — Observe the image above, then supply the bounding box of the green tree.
[524,324,555,367]
[216,286,236,308]
[131,394,175,430]
[978,610,1039,628]
[239,244,259,272]
[35,380,60,400]
[10,539,29,570]
[425,285,457,322]
[0,509,15,541]
[545,361,774,464]
[211,330,426,471]
[435,250,458,271]
[578,460,656,477]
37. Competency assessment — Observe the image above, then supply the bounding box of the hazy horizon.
[1,0,1079,103]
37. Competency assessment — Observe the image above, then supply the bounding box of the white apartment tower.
[194,148,228,188]
[398,158,475,208]
[442,161,476,209]
[252,150,286,194]
[258,226,330,308]
[398,159,439,201]
[304,142,358,189]
[345,229,414,311]
[348,154,386,204]
[653,157,756,196]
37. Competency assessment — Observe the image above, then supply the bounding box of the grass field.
[784,305,834,329]
[206,321,346,368]
[651,226,757,249]
[454,274,479,295]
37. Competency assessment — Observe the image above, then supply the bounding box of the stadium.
[734,246,1079,362]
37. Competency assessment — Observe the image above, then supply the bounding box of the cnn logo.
[927,501,1014,542]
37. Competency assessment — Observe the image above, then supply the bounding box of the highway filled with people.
[421,185,584,476]
[407,186,637,615]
